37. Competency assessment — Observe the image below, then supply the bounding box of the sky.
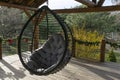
[41,0,113,9]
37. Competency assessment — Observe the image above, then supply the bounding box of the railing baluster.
[100,39,106,62]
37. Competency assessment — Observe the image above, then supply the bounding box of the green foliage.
[73,27,104,61]
[114,52,120,63]
[65,13,85,27]
[73,27,104,42]
[9,46,17,55]
[0,6,23,38]
[106,41,120,48]
[65,12,118,34]
[2,37,29,56]
[108,49,117,62]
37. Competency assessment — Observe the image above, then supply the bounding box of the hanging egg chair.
[18,6,73,75]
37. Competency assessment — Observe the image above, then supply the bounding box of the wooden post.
[100,39,106,62]
[72,37,76,57]
[16,36,19,54]
[0,39,2,59]
[34,25,39,50]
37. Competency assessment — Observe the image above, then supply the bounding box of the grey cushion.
[26,34,69,70]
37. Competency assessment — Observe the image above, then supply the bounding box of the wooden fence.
[72,38,106,62]
[0,37,106,62]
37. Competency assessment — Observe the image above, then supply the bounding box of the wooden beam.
[24,9,46,24]
[24,9,37,25]
[0,2,38,11]
[34,0,47,8]
[53,5,120,13]
[24,9,32,18]
[1,1,120,14]
[75,0,96,7]
[97,0,105,7]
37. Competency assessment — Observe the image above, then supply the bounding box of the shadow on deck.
[0,54,120,80]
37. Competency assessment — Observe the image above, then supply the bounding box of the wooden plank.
[15,0,20,3]
[15,0,23,4]
[2,54,120,80]
[27,0,34,5]
[53,5,120,13]
[34,0,46,8]
[21,0,29,7]
[0,2,38,11]
[75,0,96,7]
[1,1,120,13]
[97,0,105,7]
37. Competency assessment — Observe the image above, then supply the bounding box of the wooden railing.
[72,38,106,62]
[0,37,106,62]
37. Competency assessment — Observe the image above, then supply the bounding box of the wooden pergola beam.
[97,0,105,7]
[53,5,120,13]
[0,2,38,11]
[75,0,96,7]
[24,9,32,18]
[1,1,120,13]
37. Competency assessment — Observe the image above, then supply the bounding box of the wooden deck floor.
[0,54,120,80]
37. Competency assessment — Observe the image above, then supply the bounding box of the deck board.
[0,54,120,80]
